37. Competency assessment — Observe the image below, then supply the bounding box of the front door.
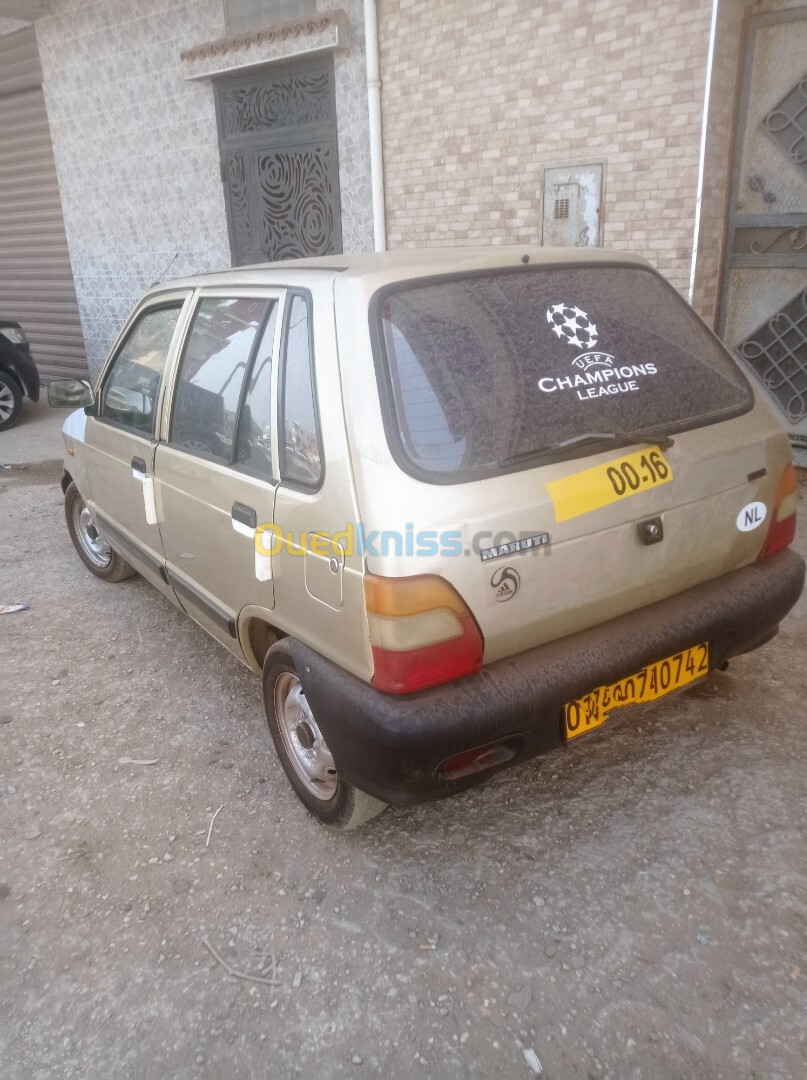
[155,291,282,649]
[720,6,807,465]
[84,294,190,594]
[215,58,343,264]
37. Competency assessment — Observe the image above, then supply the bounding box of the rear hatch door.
[373,262,780,662]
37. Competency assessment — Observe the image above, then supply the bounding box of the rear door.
[367,263,788,663]
[84,293,191,594]
[154,290,282,649]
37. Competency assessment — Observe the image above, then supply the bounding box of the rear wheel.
[0,372,22,431]
[262,646,387,830]
[64,481,136,582]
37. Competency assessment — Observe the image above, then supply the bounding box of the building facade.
[0,0,805,455]
[1,0,374,372]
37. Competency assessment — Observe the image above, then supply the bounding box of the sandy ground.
[1,399,805,1080]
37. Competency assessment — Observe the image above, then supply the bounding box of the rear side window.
[101,304,182,436]
[171,296,268,463]
[375,266,753,481]
[281,294,322,487]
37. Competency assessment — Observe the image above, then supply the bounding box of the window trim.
[278,288,325,492]
[368,262,756,487]
[165,290,279,468]
[233,298,283,485]
[96,298,189,439]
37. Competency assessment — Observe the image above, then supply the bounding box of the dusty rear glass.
[375,266,753,481]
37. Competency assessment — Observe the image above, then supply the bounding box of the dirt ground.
[1,400,805,1080]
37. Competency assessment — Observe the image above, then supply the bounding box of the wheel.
[0,372,22,431]
[262,645,388,830]
[64,482,136,582]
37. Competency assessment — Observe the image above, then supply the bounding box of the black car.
[0,319,40,430]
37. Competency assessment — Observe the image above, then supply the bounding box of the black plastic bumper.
[287,550,805,808]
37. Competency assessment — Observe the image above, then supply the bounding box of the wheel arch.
[0,364,23,396]
[237,607,286,674]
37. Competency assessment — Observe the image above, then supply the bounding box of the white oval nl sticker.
[736,501,767,532]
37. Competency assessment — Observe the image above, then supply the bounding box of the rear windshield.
[374,265,753,481]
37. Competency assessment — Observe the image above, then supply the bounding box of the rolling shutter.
[0,26,87,381]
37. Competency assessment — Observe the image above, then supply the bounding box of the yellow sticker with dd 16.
[546,445,673,523]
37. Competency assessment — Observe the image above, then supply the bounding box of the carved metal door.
[720,7,807,464]
[215,58,343,264]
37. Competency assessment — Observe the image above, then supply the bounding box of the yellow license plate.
[546,445,673,523]
[564,643,709,740]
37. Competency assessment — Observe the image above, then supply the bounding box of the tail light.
[364,573,484,694]
[759,464,798,560]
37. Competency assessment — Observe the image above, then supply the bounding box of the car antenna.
[151,252,179,286]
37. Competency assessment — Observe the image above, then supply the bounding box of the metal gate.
[0,26,87,381]
[720,7,807,464]
[214,58,343,265]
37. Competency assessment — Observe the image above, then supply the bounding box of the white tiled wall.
[35,0,373,374]
[35,0,230,372]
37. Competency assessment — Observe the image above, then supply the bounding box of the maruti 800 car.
[48,248,804,828]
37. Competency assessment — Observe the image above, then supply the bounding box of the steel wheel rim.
[274,671,338,801]
[0,381,14,422]
[73,499,112,568]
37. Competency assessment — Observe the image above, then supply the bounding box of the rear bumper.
[288,550,805,808]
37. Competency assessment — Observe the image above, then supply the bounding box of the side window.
[281,294,322,487]
[101,304,182,435]
[235,302,278,480]
[171,296,267,463]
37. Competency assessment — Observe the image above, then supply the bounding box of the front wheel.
[64,482,136,582]
[262,645,387,830]
[0,372,22,431]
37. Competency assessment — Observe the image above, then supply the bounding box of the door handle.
[232,502,258,530]
[131,456,147,475]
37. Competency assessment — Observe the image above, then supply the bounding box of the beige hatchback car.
[49,248,804,828]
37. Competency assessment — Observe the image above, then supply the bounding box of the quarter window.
[234,302,278,480]
[281,294,322,486]
[101,304,183,436]
[171,296,268,463]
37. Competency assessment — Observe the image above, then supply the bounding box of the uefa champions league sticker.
[546,303,599,351]
[543,302,660,400]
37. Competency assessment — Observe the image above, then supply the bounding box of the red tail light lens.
[759,464,798,560]
[364,573,484,694]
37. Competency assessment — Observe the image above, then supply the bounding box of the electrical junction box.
[542,164,603,247]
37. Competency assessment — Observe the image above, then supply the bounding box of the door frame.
[213,55,343,265]
[718,6,807,335]
[154,285,286,647]
[84,289,194,592]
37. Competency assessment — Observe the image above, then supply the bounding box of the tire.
[0,372,23,432]
[64,481,136,582]
[262,644,388,830]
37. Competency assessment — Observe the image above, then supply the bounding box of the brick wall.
[379,0,715,297]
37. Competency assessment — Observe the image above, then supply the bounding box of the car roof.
[148,247,652,296]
